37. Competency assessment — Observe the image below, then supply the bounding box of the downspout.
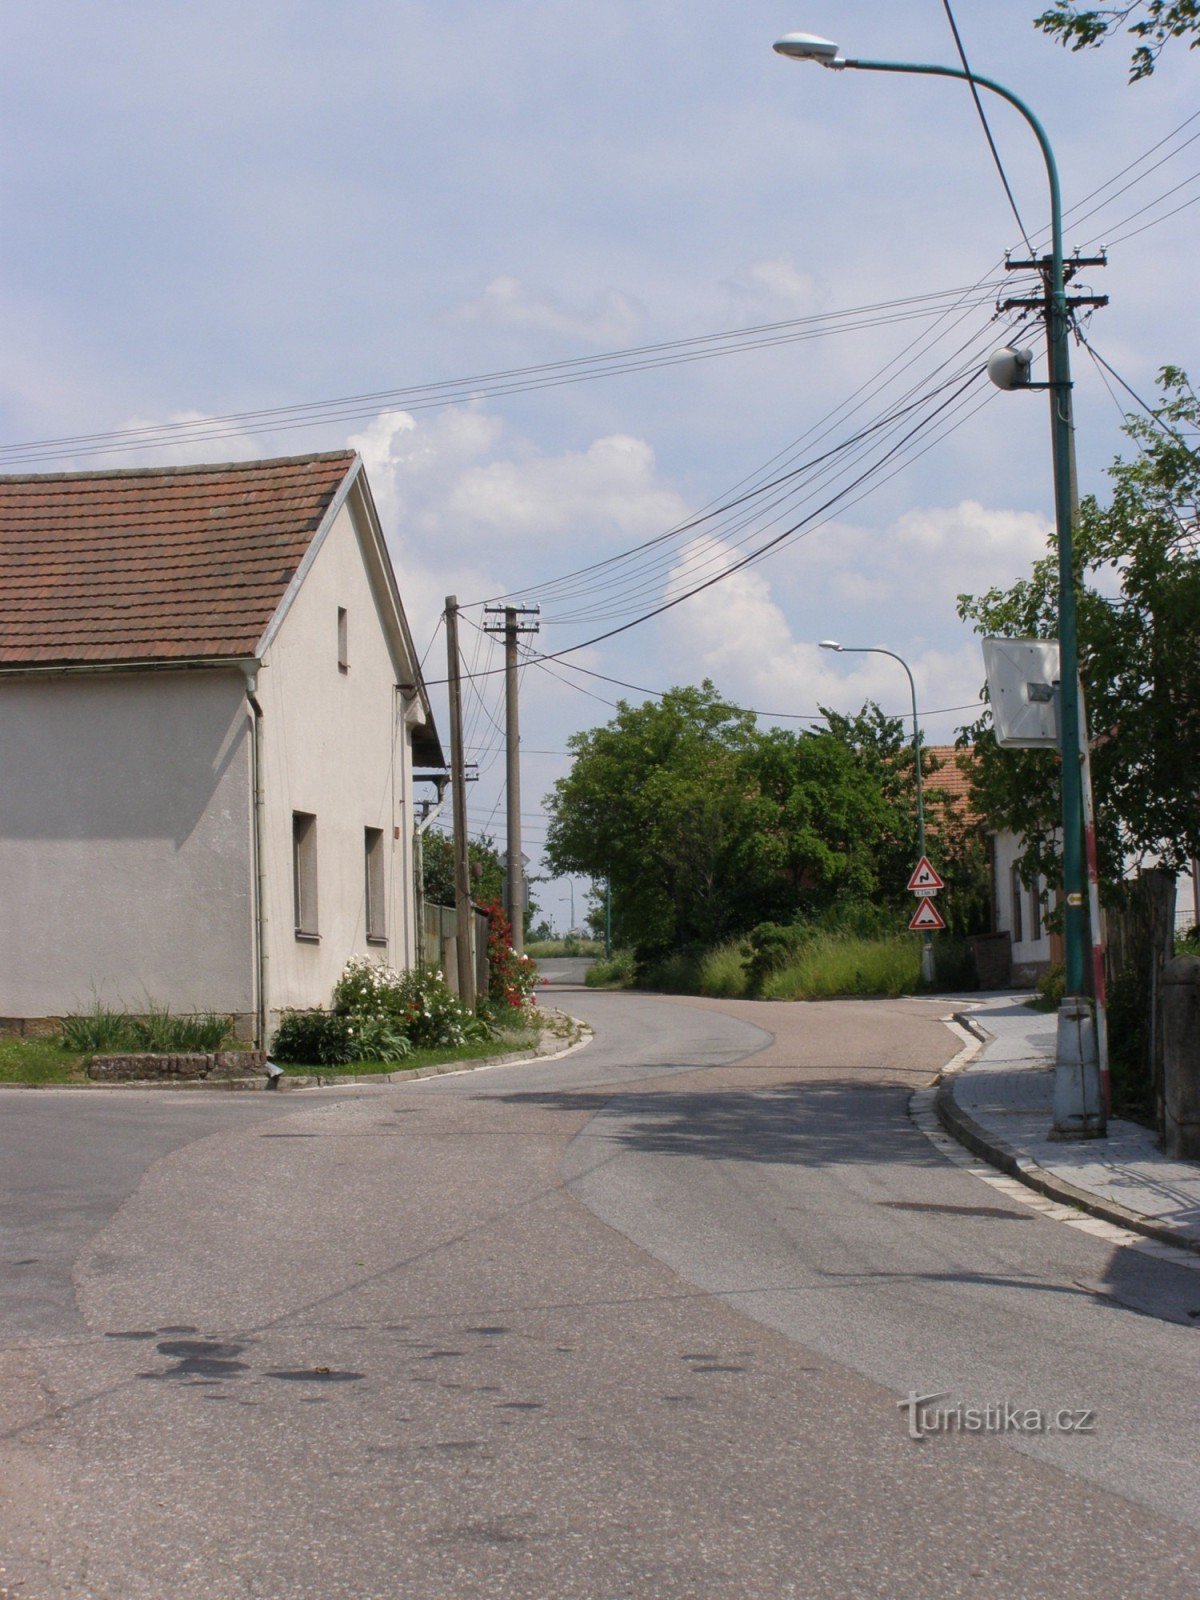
[243,668,268,1050]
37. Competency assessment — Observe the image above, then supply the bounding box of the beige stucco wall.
[0,669,254,1018]
[256,490,417,1020]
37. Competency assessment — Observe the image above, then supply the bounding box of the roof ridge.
[0,449,357,486]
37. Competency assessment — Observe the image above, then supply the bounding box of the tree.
[1034,2,1200,80]
[544,683,764,959]
[957,367,1200,896]
[421,830,504,908]
[543,681,991,959]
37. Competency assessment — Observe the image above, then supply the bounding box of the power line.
[940,0,1033,250]
[0,285,1006,469]
[428,366,990,692]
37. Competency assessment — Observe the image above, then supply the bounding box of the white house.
[0,451,443,1044]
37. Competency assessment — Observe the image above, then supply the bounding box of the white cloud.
[720,257,829,320]
[91,410,264,469]
[456,275,643,347]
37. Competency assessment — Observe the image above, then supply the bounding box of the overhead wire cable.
[0,287,1007,468]
[940,0,1033,249]
[489,306,1025,621]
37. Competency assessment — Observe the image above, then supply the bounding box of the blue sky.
[2,3,1195,928]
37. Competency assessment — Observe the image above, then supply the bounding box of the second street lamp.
[779,31,1103,1137]
[820,640,935,984]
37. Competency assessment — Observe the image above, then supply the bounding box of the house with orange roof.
[0,451,443,1045]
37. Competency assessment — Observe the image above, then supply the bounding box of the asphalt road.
[1,987,1198,1599]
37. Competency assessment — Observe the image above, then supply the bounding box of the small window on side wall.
[293,812,319,940]
[365,827,386,944]
[337,607,349,672]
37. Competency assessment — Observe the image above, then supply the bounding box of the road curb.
[934,1050,1200,1259]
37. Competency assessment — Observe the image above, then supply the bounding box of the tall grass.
[60,1003,234,1053]
[760,934,921,1000]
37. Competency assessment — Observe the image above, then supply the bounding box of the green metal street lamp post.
[777,32,1103,1134]
[820,639,935,985]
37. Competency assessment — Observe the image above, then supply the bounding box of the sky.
[2,3,1196,931]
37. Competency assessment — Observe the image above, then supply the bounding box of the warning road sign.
[909,897,946,932]
[907,856,945,894]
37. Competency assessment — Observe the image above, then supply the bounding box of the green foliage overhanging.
[1035,1,1200,80]
[957,366,1200,898]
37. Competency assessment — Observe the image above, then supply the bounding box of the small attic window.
[337,607,349,672]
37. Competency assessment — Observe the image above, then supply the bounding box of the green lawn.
[0,1027,543,1085]
[279,1027,541,1076]
[0,1038,90,1084]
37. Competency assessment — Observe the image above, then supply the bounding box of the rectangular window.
[337,606,349,672]
[1010,864,1024,945]
[293,811,319,939]
[365,826,386,944]
[1030,876,1043,942]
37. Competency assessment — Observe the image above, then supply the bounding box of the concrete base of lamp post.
[1049,998,1106,1139]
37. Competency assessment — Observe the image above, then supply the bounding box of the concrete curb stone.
[934,1007,1200,1258]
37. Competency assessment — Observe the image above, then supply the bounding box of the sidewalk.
[937,995,1200,1253]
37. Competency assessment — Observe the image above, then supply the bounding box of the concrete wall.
[257,491,417,1021]
[0,669,254,1019]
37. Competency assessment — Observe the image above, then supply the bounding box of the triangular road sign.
[907,856,945,894]
[909,897,946,932]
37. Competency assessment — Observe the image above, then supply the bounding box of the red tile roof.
[927,744,978,820]
[0,451,357,667]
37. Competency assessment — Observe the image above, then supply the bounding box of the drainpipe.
[243,668,268,1050]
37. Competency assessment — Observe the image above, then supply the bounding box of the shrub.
[271,1009,354,1065]
[345,1016,412,1064]
[743,923,809,994]
[480,900,539,1012]
[331,955,485,1048]
[586,948,636,987]
[1033,963,1066,1011]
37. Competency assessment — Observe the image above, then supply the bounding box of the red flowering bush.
[481,900,539,1012]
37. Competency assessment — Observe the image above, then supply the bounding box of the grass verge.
[279,1026,541,1076]
[525,937,604,958]
[0,1038,90,1084]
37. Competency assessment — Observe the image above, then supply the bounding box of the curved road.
[1,985,1198,1599]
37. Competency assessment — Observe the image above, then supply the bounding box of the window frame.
[364,825,387,945]
[293,811,319,941]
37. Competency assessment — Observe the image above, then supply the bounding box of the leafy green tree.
[1034,2,1199,80]
[544,683,764,959]
[421,830,504,907]
[958,367,1200,895]
[544,682,991,958]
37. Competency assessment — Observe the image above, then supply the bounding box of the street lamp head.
[818,639,843,652]
[773,32,844,66]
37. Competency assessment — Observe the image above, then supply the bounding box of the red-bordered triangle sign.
[907,856,945,894]
[909,897,946,932]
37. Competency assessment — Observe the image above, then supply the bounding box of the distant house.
[0,452,443,1044]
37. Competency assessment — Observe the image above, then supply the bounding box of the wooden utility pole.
[444,596,475,1008]
[483,604,539,954]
